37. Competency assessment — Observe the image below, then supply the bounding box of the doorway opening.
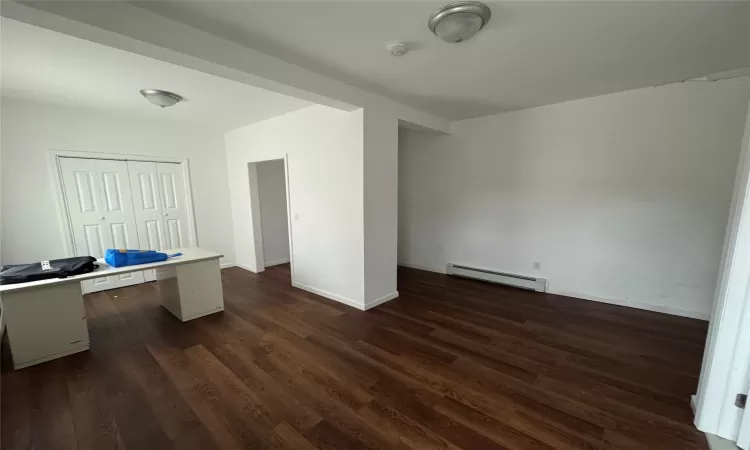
[250,158,293,283]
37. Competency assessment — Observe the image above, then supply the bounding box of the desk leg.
[155,259,224,322]
[1,283,90,370]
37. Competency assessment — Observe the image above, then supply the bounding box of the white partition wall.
[225,104,400,310]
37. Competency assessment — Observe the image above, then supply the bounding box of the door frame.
[245,155,294,277]
[48,149,200,259]
[694,98,750,442]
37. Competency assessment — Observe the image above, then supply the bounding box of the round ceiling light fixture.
[428,1,491,43]
[140,89,183,108]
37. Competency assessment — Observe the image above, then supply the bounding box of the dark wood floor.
[2,264,709,449]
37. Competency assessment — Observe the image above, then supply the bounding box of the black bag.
[0,256,98,285]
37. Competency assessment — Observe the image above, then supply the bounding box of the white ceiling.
[0,18,311,131]
[140,1,750,121]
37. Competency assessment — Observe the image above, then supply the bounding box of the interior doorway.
[256,159,290,268]
[248,157,293,284]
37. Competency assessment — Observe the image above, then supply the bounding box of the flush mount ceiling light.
[140,89,183,108]
[428,1,491,43]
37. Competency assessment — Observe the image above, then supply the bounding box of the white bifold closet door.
[59,158,145,293]
[127,161,192,282]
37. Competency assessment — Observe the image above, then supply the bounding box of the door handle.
[163,213,168,217]
[99,216,105,220]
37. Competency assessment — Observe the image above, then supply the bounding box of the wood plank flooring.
[2,264,709,449]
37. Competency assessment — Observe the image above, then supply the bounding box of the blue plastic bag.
[104,249,182,268]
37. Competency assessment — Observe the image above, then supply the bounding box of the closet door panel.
[60,158,116,293]
[59,158,146,292]
[127,161,166,282]
[156,163,192,249]
[96,160,144,288]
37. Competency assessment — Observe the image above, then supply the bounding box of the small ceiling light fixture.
[140,89,183,108]
[428,1,491,43]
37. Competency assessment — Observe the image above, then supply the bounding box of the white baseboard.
[397,262,447,274]
[234,263,259,273]
[365,292,399,310]
[691,395,739,450]
[292,281,365,311]
[706,433,738,450]
[550,289,710,320]
[264,258,290,267]
[220,262,236,269]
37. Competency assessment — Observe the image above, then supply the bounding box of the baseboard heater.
[447,263,547,292]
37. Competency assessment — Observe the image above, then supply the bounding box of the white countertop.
[0,248,223,293]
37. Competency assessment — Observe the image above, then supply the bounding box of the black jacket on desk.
[0,256,98,285]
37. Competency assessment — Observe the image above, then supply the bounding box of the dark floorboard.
[1,264,709,449]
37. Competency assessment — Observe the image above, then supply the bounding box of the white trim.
[706,434,738,450]
[364,292,399,310]
[264,259,290,267]
[694,395,742,449]
[549,289,710,320]
[220,263,236,269]
[696,98,750,440]
[292,281,365,310]
[48,149,200,259]
[49,149,195,164]
[244,155,294,280]
[397,262,447,274]
[234,263,258,273]
[246,162,265,272]
[283,154,295,284]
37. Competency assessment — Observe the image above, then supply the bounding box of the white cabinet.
[59,157,194,292]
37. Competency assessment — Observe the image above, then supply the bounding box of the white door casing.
[59,157,145,293]
[739,398,750,449]
[695,98,750,443]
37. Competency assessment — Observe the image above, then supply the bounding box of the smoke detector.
[387,42,408,56]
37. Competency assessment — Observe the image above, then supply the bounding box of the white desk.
[0,248,224,369]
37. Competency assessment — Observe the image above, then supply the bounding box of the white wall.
[363,108,399,305]
[399,78,750,319]
[257,159,290,266]
[0,97,236,266]
[225,105,366,306]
